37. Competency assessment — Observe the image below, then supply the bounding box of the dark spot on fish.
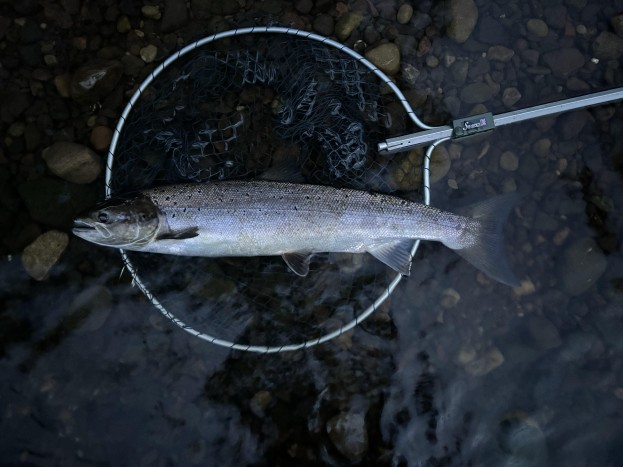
[172,213,176,218]
[165,196,170,201]
[218,198,223,203]
[305,196,310,200]
[183,208,187,213]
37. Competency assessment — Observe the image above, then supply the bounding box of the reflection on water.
[2,0,623,465]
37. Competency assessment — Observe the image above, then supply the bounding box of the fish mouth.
[72,219,96,235]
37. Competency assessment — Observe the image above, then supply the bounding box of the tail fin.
[450,193,521,287]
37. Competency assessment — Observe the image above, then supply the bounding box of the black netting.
[110,32,423,350]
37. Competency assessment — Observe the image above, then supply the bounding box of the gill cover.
[72,195,162,248]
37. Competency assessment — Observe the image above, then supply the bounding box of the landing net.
[106,26,434,352]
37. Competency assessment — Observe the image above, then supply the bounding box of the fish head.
[72,195,162,248]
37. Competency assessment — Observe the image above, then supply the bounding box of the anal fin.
[282,252,313,277]
[367,240,415,276]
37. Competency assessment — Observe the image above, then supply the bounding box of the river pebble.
[326,412,368,463]
[460,82,493,104]
[527,18,549,38]
[116,15,132,33]
[532,138,551,158]
[592,31,623,60]
[140,44,158,63]
[313,14,334,37]
[560,237,608,296]
[365,43,401,75]
[429,145,451,183]
[446,0,478,43]
[502,87,522,108]
[161,0,189,32]
[462,347,505,376]
[141,5,161,20]
[500,151,519,171]
[69,60,123,105]
[528,316,562,350]
[396,4,413,24]
[90,126,113,152]
[42,142,101,184]
[334,12,363,41]
[21,230,69,280]
[487,45,514,62]
[542,48,585,76]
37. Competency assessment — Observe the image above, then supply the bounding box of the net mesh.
[109,30,424,350]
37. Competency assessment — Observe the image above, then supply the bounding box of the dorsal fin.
[367,240,415,276]
[282,252,313,276]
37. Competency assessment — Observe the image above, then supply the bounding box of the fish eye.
[97,212,109,223]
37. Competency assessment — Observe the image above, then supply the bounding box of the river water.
[1,0,623,465]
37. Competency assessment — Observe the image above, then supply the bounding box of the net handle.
[106,26,437,353]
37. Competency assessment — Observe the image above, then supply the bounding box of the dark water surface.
[2,0,623,465]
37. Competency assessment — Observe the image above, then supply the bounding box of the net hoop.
[105,26,435,353]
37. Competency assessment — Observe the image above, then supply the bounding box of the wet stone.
[249,390,271,418]
[429,145,451,183]
[141,5,161,20]
[592,31,623,60]
[463,347,504,376]
[532,138,551,158]
[446,0,478,43]
[500,150,519,171]
[542,48,585,76]
[140,44,158,63]
[527,18,549,38]
[161,0,189,33]
[334,12,363,41]
[313,14,334,37]
[70,60,123,105]
[396,4,413,24]
[560,237,608,296]
[326,412,368,463]
[21,230,69,280]
[294,0,312,14]
[42,141,101,184]
[487,45,514,62]
[90,126,113,152]
[365,43,401,75]
[502,87,521,108]
[544,6,567,29]
[116,15,131,33]
[460,82,493,104]
[528,316,561,350]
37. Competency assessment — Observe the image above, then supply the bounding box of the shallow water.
[2,0,623,465]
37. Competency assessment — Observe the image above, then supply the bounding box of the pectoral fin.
[282,252,313,277]
[367,240,415,276]
[157,227,199,240]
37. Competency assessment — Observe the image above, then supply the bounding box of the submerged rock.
[446,0,478,43]
[592,31,623,60]
[69,60,123,105]
[542,48,584,76]
[42,141,101,184]
[365,43,401,75]
[326,412,368,463]
[335,12,363,41]
[560,237,607,296]
[21,230,69,280]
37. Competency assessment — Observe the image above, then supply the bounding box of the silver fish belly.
[72,181,520,286]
